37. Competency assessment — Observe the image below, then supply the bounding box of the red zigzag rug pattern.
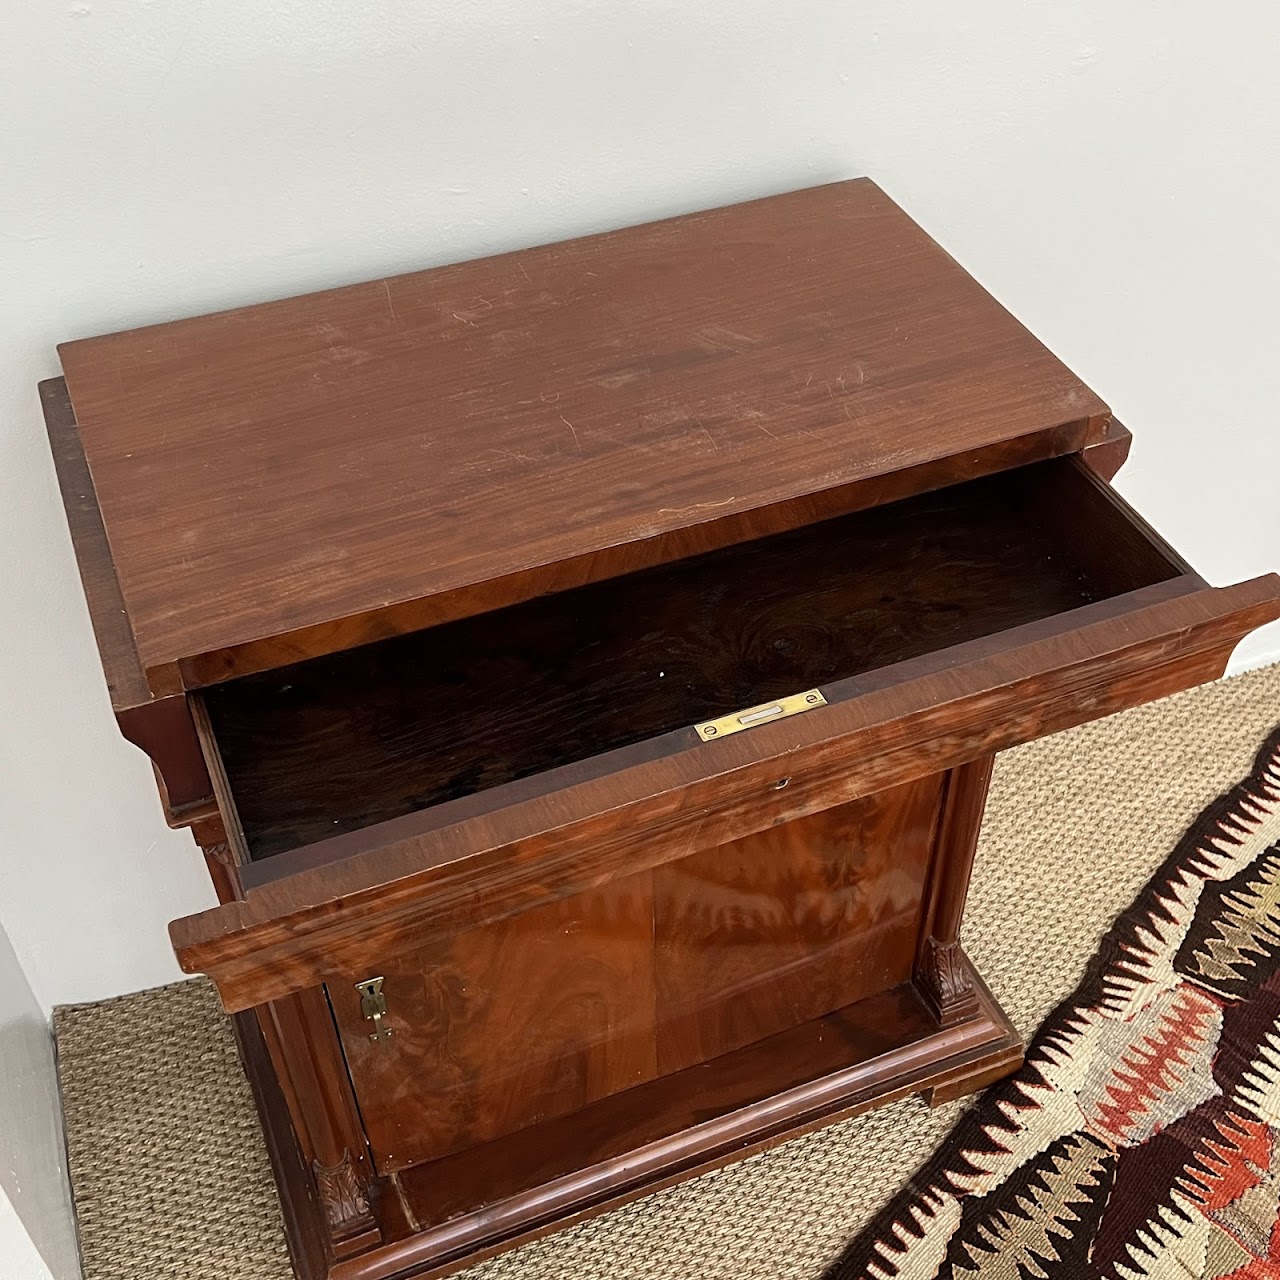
[825,728,1280,1280]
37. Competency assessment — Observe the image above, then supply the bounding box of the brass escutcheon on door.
[354,976,393,1042]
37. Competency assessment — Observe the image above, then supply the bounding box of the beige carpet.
[54,663,1280,1280]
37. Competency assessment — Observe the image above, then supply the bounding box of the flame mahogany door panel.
[651,772,943,1075]
[330,873,657,1175]
[329,774,943,1175]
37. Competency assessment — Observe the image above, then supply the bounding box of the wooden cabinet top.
[57,178,1108,691]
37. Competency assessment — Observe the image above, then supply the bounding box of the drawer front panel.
[330,774,941,1174]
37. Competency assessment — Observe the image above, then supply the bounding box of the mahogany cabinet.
[42,179,1280,1279]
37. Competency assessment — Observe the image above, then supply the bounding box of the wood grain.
[652,775,941,1073]
[257,988,378,1253]
[204,461,1125,860]
[238,963,1020,1280]
[332,874,657,1174]
[41,169,1280,1280]
[57,179,1109,688]
[180,424,1100,692]
[914,756,994,1026]
[40,378,214,819]
[1026,453,1194,593]
[341,972,1021,1280]
[331,775,942,1175]
[230,1008,331,1280]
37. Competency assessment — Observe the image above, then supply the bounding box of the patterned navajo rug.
[826,728,1280,1280]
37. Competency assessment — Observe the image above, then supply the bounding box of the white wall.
[0,1196,56,1280]
[2,0,1277,1013]
[0,918,81,1280]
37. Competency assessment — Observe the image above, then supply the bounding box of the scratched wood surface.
[57,178,1109,686]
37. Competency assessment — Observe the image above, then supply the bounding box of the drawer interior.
[200,457,1189,862]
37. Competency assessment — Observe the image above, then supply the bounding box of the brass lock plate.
[695,689,827,741]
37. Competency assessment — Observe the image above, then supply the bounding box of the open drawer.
[174,452,1280,1008]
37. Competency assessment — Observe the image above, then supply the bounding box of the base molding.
[232,959,1021,1280]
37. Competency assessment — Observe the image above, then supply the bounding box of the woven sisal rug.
[827,727,1280,1279]
[53,663,1280,1280]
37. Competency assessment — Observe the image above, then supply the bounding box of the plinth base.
[233,958,1021,1280]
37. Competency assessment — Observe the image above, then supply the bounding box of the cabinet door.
[329,774,942,1174]
[331,873,656,1174]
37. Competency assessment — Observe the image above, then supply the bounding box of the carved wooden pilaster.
[199,839,243,905]
[314,1149,376,1243]
[915,755,995,1027]
[257,989,383,1258]
[917,938,980,1027]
